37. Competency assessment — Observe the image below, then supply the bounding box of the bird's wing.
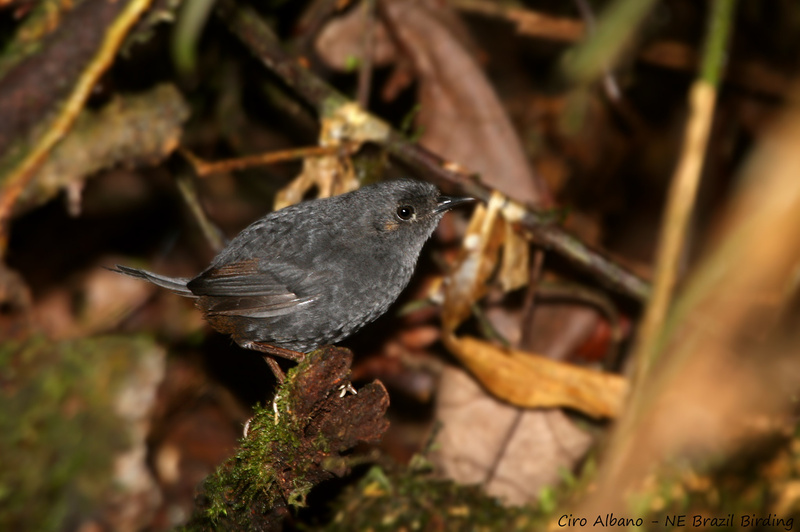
[186,259,321,318]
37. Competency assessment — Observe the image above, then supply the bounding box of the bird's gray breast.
[292,228,413,345]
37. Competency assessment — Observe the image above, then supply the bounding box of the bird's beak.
[435,195,476,213]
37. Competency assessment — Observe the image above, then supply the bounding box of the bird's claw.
[338,383,357,397]
[273,393,281,424]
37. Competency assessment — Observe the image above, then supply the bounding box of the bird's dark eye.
[396,205,415,220]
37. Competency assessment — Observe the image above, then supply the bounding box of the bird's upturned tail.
[110,265,195,297]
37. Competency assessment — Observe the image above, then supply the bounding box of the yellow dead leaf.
[444,334,628,418]
[326,102,391,144]
[275,102,390,210]
[275,154,354,210]
[499,218,529,292]
[442,191,536,329]
[441,191,505,331]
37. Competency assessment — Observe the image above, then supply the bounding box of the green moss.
[188,353,339,529]
[186,346,392,530]
[0,334,160,531]
[324,462,546,532]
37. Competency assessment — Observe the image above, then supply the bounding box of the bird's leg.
[237,341,308,427]
[242,340,306,362]
[263,356,286,383]
[239,340,306,383]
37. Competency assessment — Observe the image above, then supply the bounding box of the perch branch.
[181,144,344,177]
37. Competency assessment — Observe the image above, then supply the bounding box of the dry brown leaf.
[275,154,351,211]
[275,102,390,209]
[445,335,627,418]
[442,192,532,332]
[441,192,505,332]
[432,365,592,505]
[498,216,529,292]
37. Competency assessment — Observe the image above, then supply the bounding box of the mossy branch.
[186,347,389,530]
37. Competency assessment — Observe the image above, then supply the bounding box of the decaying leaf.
[432,365,593,505]
[499,213,530,293]
[441,191,506,332]
[274,102,391,210]
[442,191,534,332]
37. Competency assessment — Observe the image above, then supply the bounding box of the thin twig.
[451,0,584,42]
[180,144,345,177]
[630,0,737,391]
[215,0,651,302]
[485,247,546,488]
[571,0,649,156]
[519,249,546,350]
[175,172,226,252]
[471,303,511,348]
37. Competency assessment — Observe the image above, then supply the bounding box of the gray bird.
[113,179,472,379]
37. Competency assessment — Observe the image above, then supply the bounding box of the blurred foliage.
[0,335,159,531]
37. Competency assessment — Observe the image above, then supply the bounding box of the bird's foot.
[338,383,357,397]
